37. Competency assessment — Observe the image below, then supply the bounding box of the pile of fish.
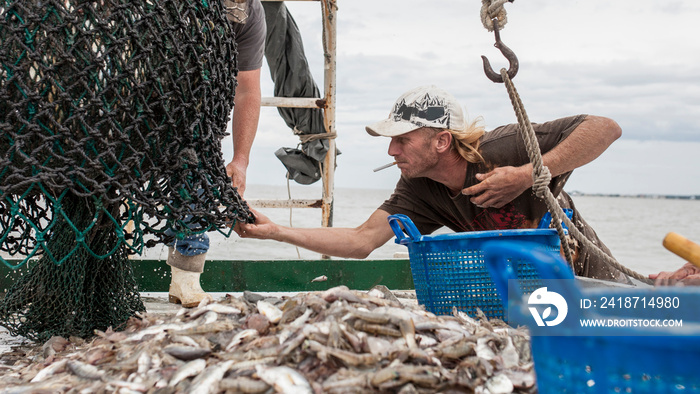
[0,286,536,393]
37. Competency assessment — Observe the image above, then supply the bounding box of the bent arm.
[535,115,622,179]
[236,209,396,259]
[464,115,622,208]
[226,68,262,197]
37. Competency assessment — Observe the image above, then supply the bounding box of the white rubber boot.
[167,251,212,308]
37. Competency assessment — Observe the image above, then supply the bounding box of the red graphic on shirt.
[470,203,529,231]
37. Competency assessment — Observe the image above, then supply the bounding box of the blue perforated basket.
[483,242,700,393]
[388,214,560,320]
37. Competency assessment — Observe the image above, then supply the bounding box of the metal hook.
[481,18,519,83]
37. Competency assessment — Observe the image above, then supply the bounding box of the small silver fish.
[321,286,371,305]
[225,328,259,351]
[169,359,207,387]
[219,376,270,393]
[190,360,234,394]
[311,275,328,282]
[256,301,283,324]
[170,335,201,348]
[196,311,219,325]
[137,350,151,375]
[189,303,242,319]
[107,379,148,392]
[163,345,212,361]
[500,337,520,369]
[125,322,195,342]
[485,373,514,394]
[30,359,68,383]
[255,365,312,394]
[476,337,497,361]
[67,360,105,380]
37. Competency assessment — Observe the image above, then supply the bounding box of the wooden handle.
[663,232,700,268]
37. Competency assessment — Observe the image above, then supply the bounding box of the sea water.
[139,184,700,277]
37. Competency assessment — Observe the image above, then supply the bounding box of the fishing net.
[0,0,254,340]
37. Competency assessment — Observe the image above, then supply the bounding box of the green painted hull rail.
[2,259,414,294]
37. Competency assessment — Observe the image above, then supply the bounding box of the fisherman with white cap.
[235,85,642,282]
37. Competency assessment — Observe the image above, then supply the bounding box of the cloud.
[567,140,700,195]
[227,0,700,194]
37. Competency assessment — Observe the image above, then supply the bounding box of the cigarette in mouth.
[373,161,397,172]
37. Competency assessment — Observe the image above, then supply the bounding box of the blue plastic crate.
[388,214,560,320]
[483,241,700,393]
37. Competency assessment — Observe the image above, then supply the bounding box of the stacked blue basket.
[483,241,700,393]
[388,214,561,320]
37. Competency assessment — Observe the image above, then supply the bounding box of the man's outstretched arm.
[235,209,396,259]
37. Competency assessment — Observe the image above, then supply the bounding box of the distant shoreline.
[247,184,700,201]
[567,191,700,200]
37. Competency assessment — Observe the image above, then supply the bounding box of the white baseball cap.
[365,85,466,137]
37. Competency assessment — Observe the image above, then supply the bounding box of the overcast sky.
[223,0,700,196]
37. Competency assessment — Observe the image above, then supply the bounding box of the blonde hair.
[431,115,485,163]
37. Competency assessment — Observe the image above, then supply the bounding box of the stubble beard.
[401,150,440,179]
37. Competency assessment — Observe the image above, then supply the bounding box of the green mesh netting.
[0,194,146,340]
[0,0,254,340]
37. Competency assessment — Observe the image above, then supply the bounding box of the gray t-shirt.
[379,115,628,282]
[226,0,266,71]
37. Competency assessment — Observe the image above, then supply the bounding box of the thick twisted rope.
[499,68,652,283]
[293,126,337,143]
[480,0,512,32]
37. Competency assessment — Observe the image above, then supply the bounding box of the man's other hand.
[461,166,530,209]
[226,160,247,197]
[650,262,700,286]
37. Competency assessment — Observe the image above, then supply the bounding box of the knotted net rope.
[0,0,254,340]
[480,0,511,32]
[480,0,651,283]
[499,69,651,283]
